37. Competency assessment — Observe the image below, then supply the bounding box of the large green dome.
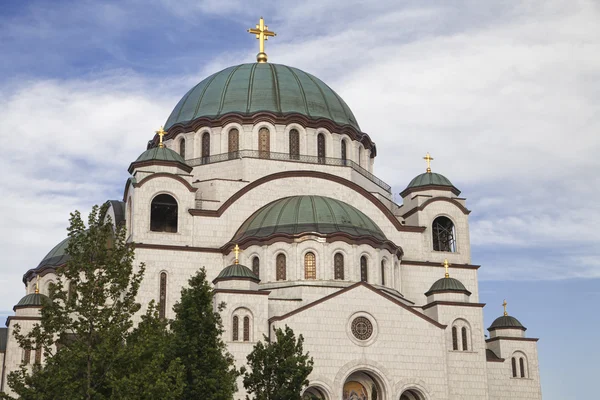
[232,195,386,243]
[165,63,360,131]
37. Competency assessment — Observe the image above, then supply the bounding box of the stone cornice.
[421,301,485,310]
[401,197,471,219]
[485,336,539,343]
[400,184,461,198]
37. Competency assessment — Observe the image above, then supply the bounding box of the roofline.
[487,325,527,332]
[212,276,260,284]
[421,301,484,310]
[400,184,461,198]
[127,159,193,174]
[486,336,538,343]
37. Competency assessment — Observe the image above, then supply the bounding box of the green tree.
[167,268,238,400]
[2,204,184,400]
[241,326,314,400]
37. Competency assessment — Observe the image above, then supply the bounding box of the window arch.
[201,132,210,164]
[317,133,326,164]
[461,327,468,350]
[451,319,471,351]
[360,256,368,282]
[380,260,386,285]
[334,252,344,280]
[520,357,525,378]
[243,316,250,341]
[252,256,260,278]
[341,140,347,165]
[289,129,300,160]
[452,326,458,350]
[304,252,316,279]
[228,128,239,159]
[232,316,239,341]
[150,194,178,233]
[179,138,186,158]
[159,272,167,319]
[276,253,286,281]
[512,352,528,378]
[432,216,456,252]
[258,127,270,158]
[511,357,517,377]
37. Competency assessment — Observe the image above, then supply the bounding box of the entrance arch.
[303,385,329,399]
[343,370,386,400]
[400,389,425,400]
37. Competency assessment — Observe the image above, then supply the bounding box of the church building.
[0,18,542,400]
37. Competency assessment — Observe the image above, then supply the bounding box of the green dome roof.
[214,264,259,283]
[425,276,471,296]
[134,147,186,164]
[15,293,49,308]
[165,63,360,131]
[37,237,70,269]
[402,172,460,196]
[488,315,526,331]
[232,196,387,243]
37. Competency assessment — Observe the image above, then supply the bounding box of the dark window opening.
[461,327,468,351]
[259,127,270,159]
[452,326,458,350]
[520,357,525,378]
[35,347,42,364]
[276,254,286,281]
[23,348,31,364]
[381,261,386,285]
[317,133,325,164]
[289,129,300,160]
[341,140,347,165]
[334,253,344,280]
[151,194,178,233]
[512,357,517,377]
[179,138,186,158]
[432,216,456,252]
[252,256,260,278]
[159,272,167,319]
[243,316,250,341]
[232,316,239,341]
[360,256,368,282]
[201,132,210,164]
[228,128,239,159]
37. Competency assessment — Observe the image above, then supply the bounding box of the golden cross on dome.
[233,244,241,265]
[503,299,508,316]
[247,17,276,63]
[155,126,166,148]
[35,275,40,294]
[423,152,434,173]
[443,259,450,278]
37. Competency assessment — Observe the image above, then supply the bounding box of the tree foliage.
[241,326,314,400]
[167,268,238,400]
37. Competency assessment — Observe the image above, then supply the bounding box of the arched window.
[341,140,347,165]
[520,357,525,378]
[232,316,239,341]
[252,256,260,278]
[358,146,363,167]
[334,253,344,280]
[68,281,76,303]
[179,138,186,158]
[243,316,250,341]
[228,128,239,159]
[259,127,270,159]
[462,327,468,351]
[201,132,210,164]
[432,216,456,252]
[317,133,326,164]
[511,357,517,377]
[23,348,31,364]
[304,252,316,279]
[380,261,386,285]
[150,194,178,233]
[276,254,286,281]
[35,347,42,364]
[452,326,458,350]
[360,256,368,282]
[159,272,167,319]
[289,129,300,160]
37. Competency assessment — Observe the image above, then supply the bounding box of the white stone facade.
[1,119,542,399]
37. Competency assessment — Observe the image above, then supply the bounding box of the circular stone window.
[351,316,373,340]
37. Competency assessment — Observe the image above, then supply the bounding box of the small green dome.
[165,63,360,131]
[134,147,186,164]
[232,195,387,243]
[15,293,49,308]
[425,277,471,296]
[214,264,259,283]
[408,172,454,188]
[488,315,526,331]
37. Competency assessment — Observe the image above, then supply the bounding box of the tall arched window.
[380,260,386,285]
[358,146,363,167]
[304,252,316,279]
[150,194,178,232]
[341,140,347,165]
[259,127,270,159]
[23,348,31,364]
[452,326,458,350]
[35,347,42,364]
[432,216,456,252]
[317,133,326,164]
[68,281,76,303]
[276,254,286,281]
[201,132,210,164]
[243,316,250,341]
[232,316,239,341]
[252,256,260,278]
[179,138,186,158]
[334,253,344,280]
[289,129,300,160]
[511,357,517,377]
[159,272,167,319]
[461,327,468,351]
[360,256,368,282]
[520,358,526,378]
[228,128,239,159]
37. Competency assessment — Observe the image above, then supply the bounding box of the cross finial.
[423,152,434,173]
[247,17,276,63]
[443,259,450,278]
[503,299,508,316]
[35,275,40,294]
[233,244,241,265]
[155,126,166,148]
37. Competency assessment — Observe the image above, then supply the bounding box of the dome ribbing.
[488,315,527,331]
[214,264,259,283]
[425,277,471,296]
[15,293,49,308]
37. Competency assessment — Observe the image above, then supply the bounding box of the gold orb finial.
[423,152,434,173]
[155,126,167,148]
[35,275,40,294]
[503,299,508,316]
[247,17,276,63]
[233,244,241,265]
[443,259,450,278]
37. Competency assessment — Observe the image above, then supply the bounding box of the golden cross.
[443,259,450,278]
[423,152,434,173]
[35,275,40,294]
[247,17,276,63]
[155,126,166,148]
[233,244,241,265]
[503,299,508,316]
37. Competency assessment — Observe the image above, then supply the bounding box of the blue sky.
[1,0,599,398]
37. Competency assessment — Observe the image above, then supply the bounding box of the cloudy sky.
[1,0,598,397]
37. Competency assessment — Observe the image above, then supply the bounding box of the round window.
[351,316,373,340]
